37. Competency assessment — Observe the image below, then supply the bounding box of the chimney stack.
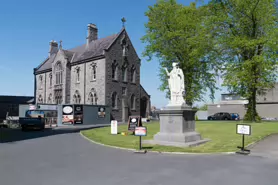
[49,40,58,57]
[86,23,98,45]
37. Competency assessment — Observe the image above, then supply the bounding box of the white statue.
[164,63,185,106]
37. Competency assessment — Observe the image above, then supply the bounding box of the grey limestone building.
[33,23,151,122]
[208,83,278,119]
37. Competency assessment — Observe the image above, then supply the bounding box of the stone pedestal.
[144,105,210,147]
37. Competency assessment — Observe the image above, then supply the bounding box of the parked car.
[230,113,240,120]
[207,112,232,120]
[19,116,45,131]
[19,110,46,131]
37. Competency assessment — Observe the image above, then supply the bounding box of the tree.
[141,0,218,106]
[207,0,278,122]
[199,104,208,111]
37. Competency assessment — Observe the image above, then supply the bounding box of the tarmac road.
[0,128,278,185]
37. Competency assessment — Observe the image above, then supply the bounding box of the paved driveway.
[0,128,278,185]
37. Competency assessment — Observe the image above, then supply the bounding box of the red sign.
[135,127,147,136]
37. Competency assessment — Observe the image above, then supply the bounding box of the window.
[49,73,52,88]
[48,94,52,104]
[131,94,136,110]
[39,75,43,89]
[73,90,81,104]
[131,65,136,83]
[37,95,43,103]
[90,62,97,81]
[91,65,96,81]
[111,92,118,109]
[75,67,80,83]
[122,87,127,95]
[122,65,127,82]
[54,90,62,104]
[89,89,97,105]
[55,62,63,85]
[112,60,118,80]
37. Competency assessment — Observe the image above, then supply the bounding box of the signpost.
[111,120,118,135]
[134,126,147,152]
[127,116,142,133]
[98,107,106,118]
[62,105,74,125]
[236,124,251,154]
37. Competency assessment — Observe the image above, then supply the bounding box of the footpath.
[249,134,278,159]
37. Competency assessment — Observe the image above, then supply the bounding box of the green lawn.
[81,121,278,153]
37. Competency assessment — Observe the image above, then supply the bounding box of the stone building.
[33,23,151,122]
[207,83,278,119]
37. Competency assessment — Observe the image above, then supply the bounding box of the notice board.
[127,116,142,132]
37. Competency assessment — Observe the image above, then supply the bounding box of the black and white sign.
[128,116,142,132]
[74,105,83,124]
[237,124,251,135]
[63,106,73,114]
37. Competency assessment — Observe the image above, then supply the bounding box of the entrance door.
[140,97,147,118]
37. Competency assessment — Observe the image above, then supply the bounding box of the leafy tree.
[199,104,208,111]
[207,0,278,122]
[141,0,218,106]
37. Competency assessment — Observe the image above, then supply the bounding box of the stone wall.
[105,30,141,121]
[70,58,106,105]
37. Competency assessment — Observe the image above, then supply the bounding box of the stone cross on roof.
[59,40,63,49]
[121,17,126,28]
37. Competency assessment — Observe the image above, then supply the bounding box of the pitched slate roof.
[35,29,123,73]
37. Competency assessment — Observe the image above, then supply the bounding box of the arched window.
[131,94,136,110]
[88,89,97,105]
[49,73,52,88]
[73,90,81,104]
[90,62,97,81]
[122,65,127,82]
[75,66,80,83]
[111,92,118,109]
[48,93,52,104]
[112,60,118,80]
[131,65,136,83]
[37,95,43,103]
[54,90,62,104]
[39,75,43,89]
[55,62,63,85]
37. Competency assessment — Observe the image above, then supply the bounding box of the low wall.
[208,103,278,119]
[195,111,208,120]
[256,103,278,118]
[207,104,246,119]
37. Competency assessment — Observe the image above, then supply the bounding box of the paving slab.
[249,134,278,159]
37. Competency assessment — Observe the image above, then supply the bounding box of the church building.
[33,23,151,122]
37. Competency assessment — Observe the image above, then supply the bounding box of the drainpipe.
[44,73,46,104]
[84,63,86,104]
[33,68,37,105]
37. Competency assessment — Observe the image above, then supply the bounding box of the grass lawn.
[81,121,278,153]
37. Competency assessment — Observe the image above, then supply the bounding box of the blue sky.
[0,0,225,108]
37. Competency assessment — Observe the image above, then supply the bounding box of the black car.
[207,112,232,120]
